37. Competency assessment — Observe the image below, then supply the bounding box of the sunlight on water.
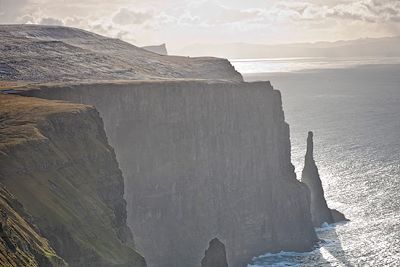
[237,62,400,266]
[318,247,343,266]
[230,57,400,74]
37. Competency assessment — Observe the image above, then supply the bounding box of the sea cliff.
[1,25,321,267]
[17,80,318,267]
[0,94,146,267]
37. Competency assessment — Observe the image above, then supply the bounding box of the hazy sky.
[1,0,399,51]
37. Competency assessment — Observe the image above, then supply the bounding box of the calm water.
[230,59,400,266]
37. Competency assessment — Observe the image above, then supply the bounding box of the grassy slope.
[0,183,67,267]
[0,94,145,266]
[0,25,242,83]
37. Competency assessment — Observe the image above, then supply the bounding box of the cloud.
[0,0,399,49]
[323,0,400,23]
[112,8,153,25]
[177,1,263,26]
[0,0,29,23]
[204,6,262,24]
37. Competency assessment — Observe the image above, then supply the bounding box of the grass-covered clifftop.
[0,94,146,267]
[0,25,242,83]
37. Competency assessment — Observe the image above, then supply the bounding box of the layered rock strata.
[18,80,318,267]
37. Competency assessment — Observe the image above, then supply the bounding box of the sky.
[1,0,399,51]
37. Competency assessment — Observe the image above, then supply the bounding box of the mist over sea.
[230,58,400,266]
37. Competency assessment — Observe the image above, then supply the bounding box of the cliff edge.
[1,25,321,267]
[0,94,146,267]
[17,80,318,267]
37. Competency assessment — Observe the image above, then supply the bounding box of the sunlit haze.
[1,0,400,266]
[1,0,399,52]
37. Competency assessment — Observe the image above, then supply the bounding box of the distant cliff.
[141,44,168,55]
[0,25,242,82]
[18,80,318,267]
[0,94,146,267]
[178,36,400,59]
[301,131,347,227]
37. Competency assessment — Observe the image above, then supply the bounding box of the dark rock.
[201,238,228,267]
[331,209,349,223]
[301,131,348,227]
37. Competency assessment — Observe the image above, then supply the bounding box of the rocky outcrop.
[0,184,67,267]
[18,80,318,267]
[0,25,242,82]
[201,238,228,267]
[0,94,146,267]
[301,131,347,227]
[141,44,168,55]
[331,209,348,223]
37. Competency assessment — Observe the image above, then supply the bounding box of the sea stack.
[201,238,228,267]
[301,131,347,227]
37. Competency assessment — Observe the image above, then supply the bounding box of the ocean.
[230,58,400,266]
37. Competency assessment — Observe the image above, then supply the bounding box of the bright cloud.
[0,0,399,50]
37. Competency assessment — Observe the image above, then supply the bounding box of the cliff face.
[201,238,228,267]
[0,183,67,267]
[0,94,145,267]
[19,80,318,267]
[301,131,347,227]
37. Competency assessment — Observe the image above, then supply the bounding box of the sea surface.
[230,58,400,266]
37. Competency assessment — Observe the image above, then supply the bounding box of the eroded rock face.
[21,80,318,267]
[0,94,146,267]
[0,184,67,267]
[301,131,347,227]
[201,238,228,267]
